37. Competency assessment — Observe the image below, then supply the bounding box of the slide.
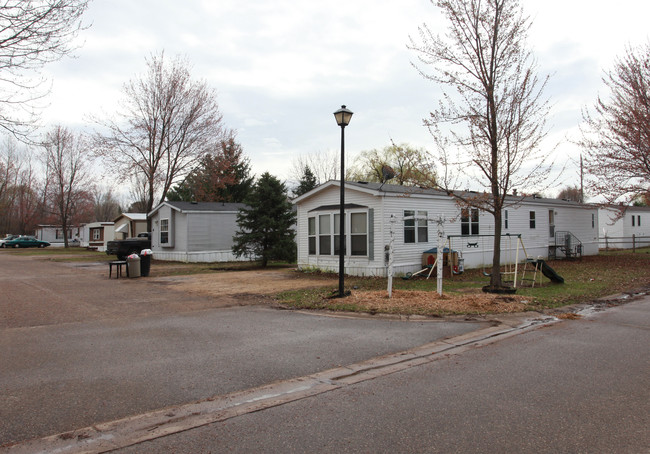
[537,259,565,284]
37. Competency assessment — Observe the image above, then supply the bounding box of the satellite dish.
[381,165,396,183]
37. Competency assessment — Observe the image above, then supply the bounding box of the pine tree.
[293,165,318,197]
[232,173,297,266]
[167,138,253,203]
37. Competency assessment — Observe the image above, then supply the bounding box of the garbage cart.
[127,254,141,278]
[140,249,152,277]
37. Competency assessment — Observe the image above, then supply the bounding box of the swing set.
[447,233,530,288]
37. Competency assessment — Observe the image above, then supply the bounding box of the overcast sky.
[40,0,650,196]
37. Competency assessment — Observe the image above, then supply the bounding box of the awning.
[115,223,128,233]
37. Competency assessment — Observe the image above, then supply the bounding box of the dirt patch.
[556,312,582,320]
[158,269,332,297]
[343,290,530,314]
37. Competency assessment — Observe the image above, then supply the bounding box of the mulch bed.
[343,289,531,314]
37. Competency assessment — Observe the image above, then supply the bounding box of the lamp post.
[333,105,353,297]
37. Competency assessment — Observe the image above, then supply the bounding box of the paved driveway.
[0,253,487,447]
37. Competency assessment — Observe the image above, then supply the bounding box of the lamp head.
[333,105,353,127]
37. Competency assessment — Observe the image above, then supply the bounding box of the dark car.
[4,236,50,248]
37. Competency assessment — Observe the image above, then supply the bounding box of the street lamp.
[333,105,353,298]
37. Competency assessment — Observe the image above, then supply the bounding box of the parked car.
[0,234,20,248]
[4,236,50,248]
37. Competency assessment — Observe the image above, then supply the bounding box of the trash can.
[140,249,152,277]
[127,254,141,278]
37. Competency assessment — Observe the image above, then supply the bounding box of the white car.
[0,234,20,248]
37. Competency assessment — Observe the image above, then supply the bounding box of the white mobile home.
[598,205,650,249]
[148,201,248,263]
[82,221,115,251]
[113,213,147,240]
[294,181,599,277]
[34,225,81,246]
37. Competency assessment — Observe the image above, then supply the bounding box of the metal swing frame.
[447,233,528,288]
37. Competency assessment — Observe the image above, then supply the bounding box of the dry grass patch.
[556,312,582,320]
[345,289,530,315]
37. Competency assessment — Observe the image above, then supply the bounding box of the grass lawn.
[277,251,650,316]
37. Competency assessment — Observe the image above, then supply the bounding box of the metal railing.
[549,231,583,260]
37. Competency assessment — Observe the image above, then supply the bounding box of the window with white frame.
[160,218,169,244]
[350,212,368,255]
[319,214,331,255]
[308,217,316,255]
[529,211,536,229]
[461,208,479,235]
[92,229,101,240]
[308,210,368,257]
[404,210,428,243]
[333,213,346,255]
[504,209,509,229]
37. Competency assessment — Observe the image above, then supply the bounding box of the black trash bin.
[140,249,152,277]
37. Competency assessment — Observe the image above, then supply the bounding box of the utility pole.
[580,154,584,204]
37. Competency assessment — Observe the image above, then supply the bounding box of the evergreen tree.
[167,137,254,202]
[293,165,318,197]
[232,172,297,266]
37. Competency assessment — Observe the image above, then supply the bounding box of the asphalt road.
[0,253,487,448]
[112,296,650,454]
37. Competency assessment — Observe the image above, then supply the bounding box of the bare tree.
[289,150,339,185]
[42,125,92,247]
[409,0,551,290]
[348,142,437,186]
[0,135,43,234]
[580,42,650,204]
[94,52,230,223]
[556,185,582,203]
[92,187,122,222]
[0,0,90,137]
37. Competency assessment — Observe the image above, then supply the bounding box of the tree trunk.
[491,207,503,288]
[62,219,69,248]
